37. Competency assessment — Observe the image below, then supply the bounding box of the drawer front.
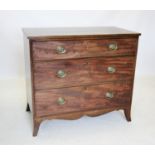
[32,38,138,61]
[33,57,135,90]
[35,81,132,117]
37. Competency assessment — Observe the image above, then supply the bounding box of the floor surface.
[0,76,155,144]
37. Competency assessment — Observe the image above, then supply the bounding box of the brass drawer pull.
[57,70,67,78]
[57,97,65,105]
[108,43,118,50]
[56,46,66,54]
[105,92,114,99]
[107,66,116,73]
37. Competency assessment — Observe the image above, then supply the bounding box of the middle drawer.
[33,57,135,90]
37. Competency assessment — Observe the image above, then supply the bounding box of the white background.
[0,0,154,150]
[0,10,155,145]
[0,10,155,80]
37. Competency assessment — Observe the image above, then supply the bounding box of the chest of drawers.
[23,27,140,136]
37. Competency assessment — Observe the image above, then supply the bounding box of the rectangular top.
[23,27,141,41]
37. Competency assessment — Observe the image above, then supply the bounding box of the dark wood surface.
[32,38,138,61]
[23,27,140,41]
[33,57,135,90]
[35,81,132,117]
[23,27,140,136]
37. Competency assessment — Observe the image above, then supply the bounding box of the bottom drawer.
[35,81,133,117]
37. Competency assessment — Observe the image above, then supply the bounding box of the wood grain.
[33,57,135,90]
[32,38,138,61]
[36,108,122,121]
[24,27,141,41]
[35,81,132,117]
[23,27,140,136]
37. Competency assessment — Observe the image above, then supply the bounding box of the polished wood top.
[23,27,141,41]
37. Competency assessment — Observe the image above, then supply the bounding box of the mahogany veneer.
[33,57,135,90]
[23,27,140,136]
[32,38,138,61]
[35,81,132,117]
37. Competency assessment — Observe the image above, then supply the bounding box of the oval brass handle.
[105,92,114,99]
[107,66,116,73]
[56,46,66,54]
[108,43,118,50]
[57,97,65,105]
[57,70,67,78]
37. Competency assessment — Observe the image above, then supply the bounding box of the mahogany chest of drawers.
[23,27,141,136]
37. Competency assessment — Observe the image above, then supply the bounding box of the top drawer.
[32,38,138,61]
